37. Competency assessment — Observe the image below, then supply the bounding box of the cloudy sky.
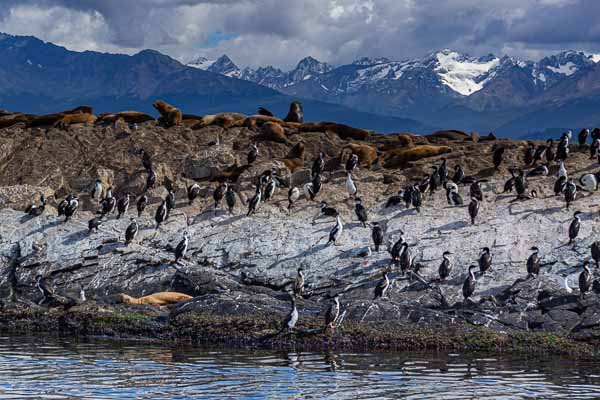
[0,0,599,69]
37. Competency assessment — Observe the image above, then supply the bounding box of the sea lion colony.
[1,101,600,336]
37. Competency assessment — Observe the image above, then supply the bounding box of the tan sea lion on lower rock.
[119,292,192,306]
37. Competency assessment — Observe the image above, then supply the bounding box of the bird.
[371,222,384,251]
[429,166,441,195]
[247,143,258,165]
[446,185,463,206]
[64,196,79,222]
[140,149,153,171]
[402,186,414,209]
[568,211,582,244]
[88,216,103,233]
[174,231,189,263]
[545,139,555,163]
[452,165,465,184]
[526,164,549,177]
[155,199,168,229]
[100,188,116,217]
[592,241,600,268]
[469,180,483,201]
[25,194,46,217]
[563,179,577,209]
[137,194,148,217]
[579,173,598,192]
[558,161,568,180]
[116,193,130,219]
[281,294,298,333]
[527,246,540,278]
[492,145,504,170]
[399,243,413,274]
[373,270,391,300]
[411,185,422,213]
[187,183,201,205]
[385,191,403,208]
[247,184,262,217]
[418,175,430,194]
[145,169,156,192]
[532,144,547,165]
[166,189,176,218]
[91,179,103,201]
[311,174,322,199]
[468,198,479,225]
[438,158,449,183]
[294,268,305,297]
[327,215,343,246]
[57,194,73,218]
[263,177,278,202]
[556,139,569,162]
[439,251,452,281]
[554,176,567,196]
[323,295,340,333]
[478,247,492,274]
[312,152,325,177]
[579,261,593,299]
[346,172,358,199]
[524,143,535,166]
[225,185,236,215]
[213,183,227,213]
[462,265,477,301]
[514,170,527,197]
[354,198,368,227]
[287,187,300,211]
[35,275,54,305]
[579,128,590,146]
[303,181,316,202]
[346,154,358,173]
[390,232,406,263]
[319,201,339,219]
[125,219,139,245]
[591,138,600,159]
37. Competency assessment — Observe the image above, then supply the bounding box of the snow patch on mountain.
[546,61,578,76]
[187,56,215,70]
[434,51,499,95]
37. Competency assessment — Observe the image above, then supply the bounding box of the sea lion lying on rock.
[301,122,373,141]
[256,121,288,143]
[192,113,246,129]
[383,145,452,168]
[427,130,469,141]
[28,106,94,128]
[0,113,28,129]
[119,292,192,306]
[153,100,182,127]
[54,113,97,129]
[281,142,305,172]
[340,143,379,169]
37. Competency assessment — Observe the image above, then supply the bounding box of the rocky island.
[0,105,599,357]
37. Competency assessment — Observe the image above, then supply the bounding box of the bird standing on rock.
[125,218,139,245]
[140,149,153,171]
[327,215,344,246]
[225,185,236,215]
[91,179,103,201]
[579,261,593,299]
[592,241,600,268]
[346,154,358,173]
[469,180,484,201]
[294,268,305,297]
[100,188,116,217]
[312,152,325,177]
[117,193,130,219]
[26,195,46,217]
[174,231,189,263]
[187,183,201,205]
[155,199,168,229]
[492,145,504,170]
[462,266,477,301]
[88,216,103,233]
[579,128,590,146]
[568,211,582,244]
[64,196,79,222]
[281,294,298,333]
[247,184,262,217]
[247,143,258,165]
[35,275,54,305]
[323,295,340,333]
[468,198,479,225]
[411,185,422,213]
[439,251,452,281]
[374,270,391,300]
[213,183,227,213]
[287,187,300,211]
[137,194,148,217]
[346,172,358,199]
[145,169,156,192]
[478,247,492,274]
[438,158,448,183]
[452,165,465,184]
[527,247,540,277]
[563,180,577,209]
[354,198,368,227]
[371,222,384,251]
[524,143,535,166]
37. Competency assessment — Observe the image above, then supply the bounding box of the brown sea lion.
[256,121,288,143]
[340,143,379,169]
[284,101,303,123]
[282,142,305,172]
[192,113,246,129]
[300,122,373,140]
[427,130,469,141]
[54,113,97,129]
[383,145,452,168]
[0,113,28,129]
[119,292,192,306]
[153,100,182,127]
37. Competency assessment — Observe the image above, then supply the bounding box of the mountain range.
[188,49,600,137]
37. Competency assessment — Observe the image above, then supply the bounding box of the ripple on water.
[0,336,599,399]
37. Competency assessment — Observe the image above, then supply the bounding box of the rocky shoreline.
[1,117,600,357]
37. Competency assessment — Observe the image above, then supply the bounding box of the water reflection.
[0,335,598,399]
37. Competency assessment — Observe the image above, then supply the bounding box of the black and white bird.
[439,251,452,281]
[462,266,477,301]
[402,186,414,209]
[35,275,54,305]
[125,218,139,245]
[137,194,148,217]
[155,199,168,229]
[174,231,189,262]
[311,174,322,199]
[116,193,130,219]
[25,195,46,217]
[438,158,449,183]
[591,139,600,159]
[247,143,258,165]
[88,216,103,233]
[312,152,325,177]
[145,169,156,192]
[452,165,465,184]
[187,183,201,205]
[166,189,176,218]
[91,179,103,201]
[558,161,568,180]
[527,246,540,278]
[225,185,236,215]
[526,164,549,177]
[373,271,391,300]
[592,241,600,268]
[140,149,153,171]
[568,211,582,244]
[579,173,598,192]
[468,198,479,225]
[303,181,317,202]
[247,184,262,217]
[469,180,484,202]
[429,166,441,195]
[478,247,493,274]
[281,294,298,333]
[57,194,73,218]
[579,128,590,146]
[446,184,463,206]
[354,198,368,227]
[294,268,305,297]
[514,170,527,197]
[323,295,340,333]
[287,187,300,211]
[563,179,577,209]
[579,261,593,299]
[411,185,422,213]
[418,175,430,194]
[390,231,406,263]
[545,139,555,163]
[263,177,278,202]
[492,145,504,170]
[554,176,567,196]
[100,188,116,217]
[385,191,403,208]
[346,172,358,198]
[213,183,227,213]
[524,143,535,166]
[319,201,339,219]
[327,215,344,246]
[532,144,547,165]
[371,222,384,251]
[346,154,359,173]
[64,196,79,222]
[399,243,413,274]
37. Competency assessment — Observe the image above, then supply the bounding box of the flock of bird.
[17,127,600,334]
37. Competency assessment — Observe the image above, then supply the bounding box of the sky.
[1,0,600,70]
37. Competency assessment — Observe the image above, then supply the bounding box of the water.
[0,336,600,399]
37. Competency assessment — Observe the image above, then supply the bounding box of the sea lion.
[282,142,305,172]
[153,100,182,127]
[54,113,97,129]
[340,143,379,169]
[284,101,303,123]
[256,121,288,143]
[427,130,469,141]
[0,113,28,129]
[300,122,373,140]
[119,291,192,306]
[192,112,246,129]
[383,145,452,168]
[27,106,94,128]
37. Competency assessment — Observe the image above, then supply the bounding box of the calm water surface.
[0,335,600,399]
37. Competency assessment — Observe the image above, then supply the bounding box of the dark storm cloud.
[0,0,599,69]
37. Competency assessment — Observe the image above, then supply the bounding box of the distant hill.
[0,33,434,133]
